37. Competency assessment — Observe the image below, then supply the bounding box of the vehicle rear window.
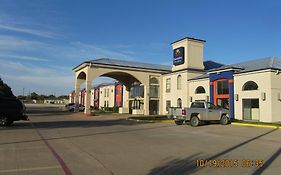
[190,102,204,108]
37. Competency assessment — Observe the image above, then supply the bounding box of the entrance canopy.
[73,58,170,115]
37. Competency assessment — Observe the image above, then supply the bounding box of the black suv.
[0,97,28,126]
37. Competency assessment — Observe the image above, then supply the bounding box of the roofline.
[72,61,171,74]
[171,37,206,44]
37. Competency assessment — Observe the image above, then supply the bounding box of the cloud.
[0,35,46,51]
[0,61,74,95]
[0,55,49,62]
[0,24,58,39]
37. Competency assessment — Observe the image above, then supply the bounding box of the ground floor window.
[166,100,171,112]
[243,99,259,120]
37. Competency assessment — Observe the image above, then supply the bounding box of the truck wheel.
[190,116,200,127]
[175,120,184,125]
[220,115,229,125]
[0,116,13,126]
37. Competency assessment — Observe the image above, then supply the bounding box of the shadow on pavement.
[148,128,279,175]
[0,122,174,145]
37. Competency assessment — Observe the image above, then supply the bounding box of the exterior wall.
[99,85,115,108]
[171,39,204,72]
[270,71,281,122]
[161,71,203,114]
[115,83,123,107]
[90,89,95,106]
[188,78,210,102]
[234,71,272,122]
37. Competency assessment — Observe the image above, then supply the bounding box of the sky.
[0,0,280,96]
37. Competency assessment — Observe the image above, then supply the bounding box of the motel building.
[72,37,281,123]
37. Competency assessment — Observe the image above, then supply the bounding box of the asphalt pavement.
[0,104,280,175]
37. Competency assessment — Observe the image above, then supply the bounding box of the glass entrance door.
[217,98,229,110]
[243,99,259,120]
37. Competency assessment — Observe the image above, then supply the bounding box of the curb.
[231,122,281,129]
[127,118,174,123]
[72,113,97,117]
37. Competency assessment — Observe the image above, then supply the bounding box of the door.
[243,99,259,120]
[149,100,159,115]
[207,102,220,120]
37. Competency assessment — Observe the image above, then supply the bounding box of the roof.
[208,57,281,73]
[189,57,281,81]
[203,60,224,71]
[171,37,206,44]
[85,58,172,72]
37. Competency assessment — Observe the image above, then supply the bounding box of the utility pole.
[23,88,25,96]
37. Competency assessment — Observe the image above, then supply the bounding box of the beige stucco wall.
[270,71,281,122]
[161,71,204,114]
[172,39,204,72]
[234,71,272,122]
[188,78,210,103]
[99,85,115,108]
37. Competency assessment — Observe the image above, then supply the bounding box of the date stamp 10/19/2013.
[196,159,263,168]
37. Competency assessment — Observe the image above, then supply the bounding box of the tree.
[0,78,14,97]
[30,92,39,100]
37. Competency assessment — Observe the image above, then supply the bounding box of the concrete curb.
[128,119,281,129]
[231,122,281,129]
[127,118,174,123]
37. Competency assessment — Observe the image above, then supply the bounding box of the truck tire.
[190,116,200,127]
[220,115,229,125]
[175,120,184,125]
[0,116,13,126]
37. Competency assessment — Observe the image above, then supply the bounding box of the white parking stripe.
[0,165,61,173]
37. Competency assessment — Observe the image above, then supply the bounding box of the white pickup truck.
[168,101,230,127]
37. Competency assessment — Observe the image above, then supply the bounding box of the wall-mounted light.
[235,94,239,101]
[278,93,281,101]
[261,92,266,101]
[206,95,209,102]
[190,96,193,102]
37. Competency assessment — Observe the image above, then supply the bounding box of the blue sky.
[0,0,280,96]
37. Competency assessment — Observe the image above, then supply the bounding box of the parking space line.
[29,121,73,175]
[0,165,60,173]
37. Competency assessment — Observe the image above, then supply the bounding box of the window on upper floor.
[195,86,206,94]
[177,75,182,90]
[166,78,171,93]
[242,81,258,91]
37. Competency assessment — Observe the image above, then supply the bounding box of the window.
[177,75,182,90]
[195,86,206,94]
[177,98,182,108]
[150,77,159,98]
[166,100,171,112]
[207,102,216,109]
[217,80,229,94]
[243,81,258,91]
[130,85,144,98]
[166,78,171,93]
[191,102,204,108]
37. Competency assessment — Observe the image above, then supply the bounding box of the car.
[66,103,85,111]
[168,101,230,127]
[0,96,29,126]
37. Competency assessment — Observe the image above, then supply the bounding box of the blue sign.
[173,47,185,65]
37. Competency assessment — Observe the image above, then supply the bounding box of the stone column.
[74,79,81,112]
[84,80,92,114]
[143,85,149,115]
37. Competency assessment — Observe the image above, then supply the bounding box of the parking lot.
[0,104,280,175]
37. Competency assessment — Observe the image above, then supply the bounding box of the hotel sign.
[173,47,185,66]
